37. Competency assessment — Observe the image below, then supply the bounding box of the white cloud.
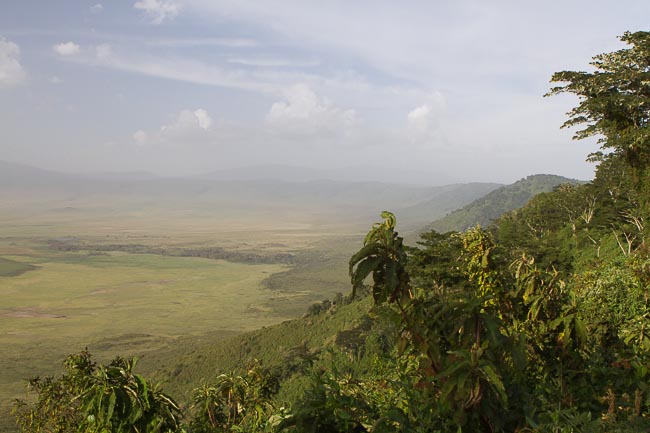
[134,109,214,146]
[90,3,103,14]
[53,41,80,56]
[193,109,212,130]
[0,37,25,88]
[49,76,62,84]
[134,0,181,24]
[266,84,356,138]
[407,92,447,144]
[133,130,148,145]
[161,108,213,134]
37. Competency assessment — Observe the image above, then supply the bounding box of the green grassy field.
[0,228,360,431]
[0,258,34,277]
[0,195,377,431]
[0,247,283,422]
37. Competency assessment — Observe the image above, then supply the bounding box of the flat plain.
[0,205,358,430]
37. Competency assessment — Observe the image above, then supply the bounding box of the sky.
[0,1,648,184]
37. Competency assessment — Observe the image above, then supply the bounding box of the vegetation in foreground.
[11,31,650,432]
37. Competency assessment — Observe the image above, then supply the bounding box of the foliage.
[334,201,649,431]
[349,211,410,305]
[13,350,182,433]
[188,360,280,432]
[406,230,464,290]
[548,32,650,169]
[348,216,518,431]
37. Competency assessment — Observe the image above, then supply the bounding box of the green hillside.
[137,296,380,406]
[395,182,502,228]
[425,174,580,233]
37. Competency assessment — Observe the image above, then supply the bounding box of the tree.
[548,31,650,247]
[349,215,516,432]
[548,31,650,170]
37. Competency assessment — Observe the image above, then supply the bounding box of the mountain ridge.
[424,174,582,233]
[0,160,502,228]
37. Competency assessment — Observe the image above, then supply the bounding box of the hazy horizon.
[2,1,649,184]
[0,158,590,188]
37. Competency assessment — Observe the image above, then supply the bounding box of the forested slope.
[426,174,580,233]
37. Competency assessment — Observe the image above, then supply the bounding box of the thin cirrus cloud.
[181,1,645,95]
[71,43,369,99]
[228,57,320,68]
[45,24,388,107]
[134,0,182,24]
[0,37,26,88]
[181,1,463,86]
[87,45,275,93]
[53,41,81,56]
[147,37,258,48]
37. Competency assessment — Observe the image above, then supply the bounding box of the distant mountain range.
[425,174,582,233]
[1,161,584,232]
[197,164,461,185]
[0,160,502,229]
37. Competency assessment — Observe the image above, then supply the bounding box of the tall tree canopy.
[548,31,650,169]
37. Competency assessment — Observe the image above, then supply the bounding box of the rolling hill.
[425,174,582,233]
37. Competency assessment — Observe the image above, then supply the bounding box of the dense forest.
[12,31,650,433]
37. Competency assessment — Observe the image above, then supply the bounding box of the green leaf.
[134,374,148,401]
[106,391,116,421]
[480,364,507,403]
[349,243,381,273]
[351,256,382,290]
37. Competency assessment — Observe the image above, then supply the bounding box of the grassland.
[0,204,363,431]
[0,246,277,421]
[0,258,34,277]
[1,174,418,431]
